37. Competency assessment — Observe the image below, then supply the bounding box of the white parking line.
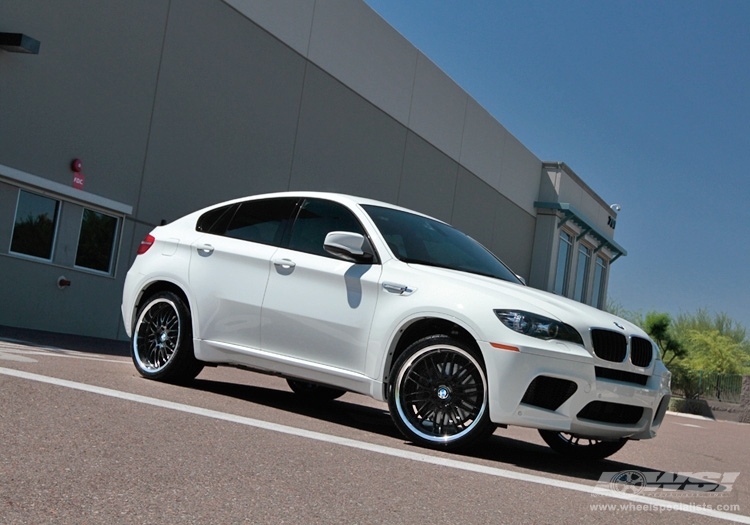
[1,366,747,523]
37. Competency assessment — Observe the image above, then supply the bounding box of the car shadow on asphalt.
[188,377,403,440]
[186,376,715,492]
[467,433,648,481]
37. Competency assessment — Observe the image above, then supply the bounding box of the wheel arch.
[131,280,192,332]
[382,316,484,400]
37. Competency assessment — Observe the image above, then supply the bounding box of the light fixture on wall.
[0,32,41,54]
[609,203,622,213]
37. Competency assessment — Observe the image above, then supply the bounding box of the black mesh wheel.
[132,291,203,383]
[388,335,494,450]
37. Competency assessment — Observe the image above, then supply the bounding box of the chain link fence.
[669,366,743,404]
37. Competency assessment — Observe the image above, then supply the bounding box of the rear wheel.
[131,291,203,383]
[388,335,494,450]
[538,430,627,460]
[286,378,346,402]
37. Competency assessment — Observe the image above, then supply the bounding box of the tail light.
[137,234,155,255]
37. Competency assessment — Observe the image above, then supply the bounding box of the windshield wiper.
[400,257,451,269]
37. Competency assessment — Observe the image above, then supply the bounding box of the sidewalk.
[0,325,129,357]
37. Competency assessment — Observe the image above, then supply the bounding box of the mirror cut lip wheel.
[394,345,488,444]
[134,298,182,372]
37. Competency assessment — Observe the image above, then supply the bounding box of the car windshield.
[363,205,522,283]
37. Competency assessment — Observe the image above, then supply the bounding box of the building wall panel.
[290,64,407,203]
[222,0,315,57]
[138,0,307,225]
[408,54,468,161]
[458,100,507,200]
[0,0,168,206]
[397,132,459,224]
[307,0,418,126]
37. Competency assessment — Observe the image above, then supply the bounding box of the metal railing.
[669,367,743,404]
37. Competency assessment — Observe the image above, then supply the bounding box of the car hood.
[406,263,648,338]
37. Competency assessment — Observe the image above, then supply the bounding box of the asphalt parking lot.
[2,328,750,524]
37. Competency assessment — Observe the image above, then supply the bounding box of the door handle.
[382,282,415,295]
[196,243,214,256]
[273,258,296,270]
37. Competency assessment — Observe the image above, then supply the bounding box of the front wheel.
[538,430,627,460]
[132,291,203,383]
[388,335,494,450]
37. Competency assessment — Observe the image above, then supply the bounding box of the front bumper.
[481,340,671,440]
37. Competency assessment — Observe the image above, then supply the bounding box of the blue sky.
[363,0,750,329]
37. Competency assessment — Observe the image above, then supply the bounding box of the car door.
[188,197,299,349]
[260,198,382,373]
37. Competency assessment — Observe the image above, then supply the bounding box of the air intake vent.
[577,401,643,425]
[521,376,578,411]
[631,337,654,367]
[596,367,648,386]
[591,329,627,362]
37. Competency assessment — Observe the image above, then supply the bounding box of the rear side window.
[226,198,298,245]
[196,198,299,247]
[288,199,366,258]
[196,204,236,234]
[196,197,298,246]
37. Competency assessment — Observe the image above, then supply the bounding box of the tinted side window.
[75,208,118,273]
[196,198,299,246]
[10,190,60,260]
[288,199,365,257]
[224,198,298,245]
[196,204,236,234]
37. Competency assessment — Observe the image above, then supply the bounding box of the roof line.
[534,201,627,260]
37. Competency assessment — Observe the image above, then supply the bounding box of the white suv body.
[122,192,671,459]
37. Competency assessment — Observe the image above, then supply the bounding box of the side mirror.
[324,231,375,263]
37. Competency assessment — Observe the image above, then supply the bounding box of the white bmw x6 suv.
[122,192,671,459]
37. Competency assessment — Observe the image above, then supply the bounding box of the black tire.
[538,430,627,460]
[286,378,346,402]
[388,334,494,450]
[131,291,203,383]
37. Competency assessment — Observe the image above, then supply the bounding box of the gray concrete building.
[0,0,625,340]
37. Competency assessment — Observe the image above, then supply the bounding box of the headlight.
[494,310,583,345]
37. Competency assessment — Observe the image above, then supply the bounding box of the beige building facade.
[0,0,623,339]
